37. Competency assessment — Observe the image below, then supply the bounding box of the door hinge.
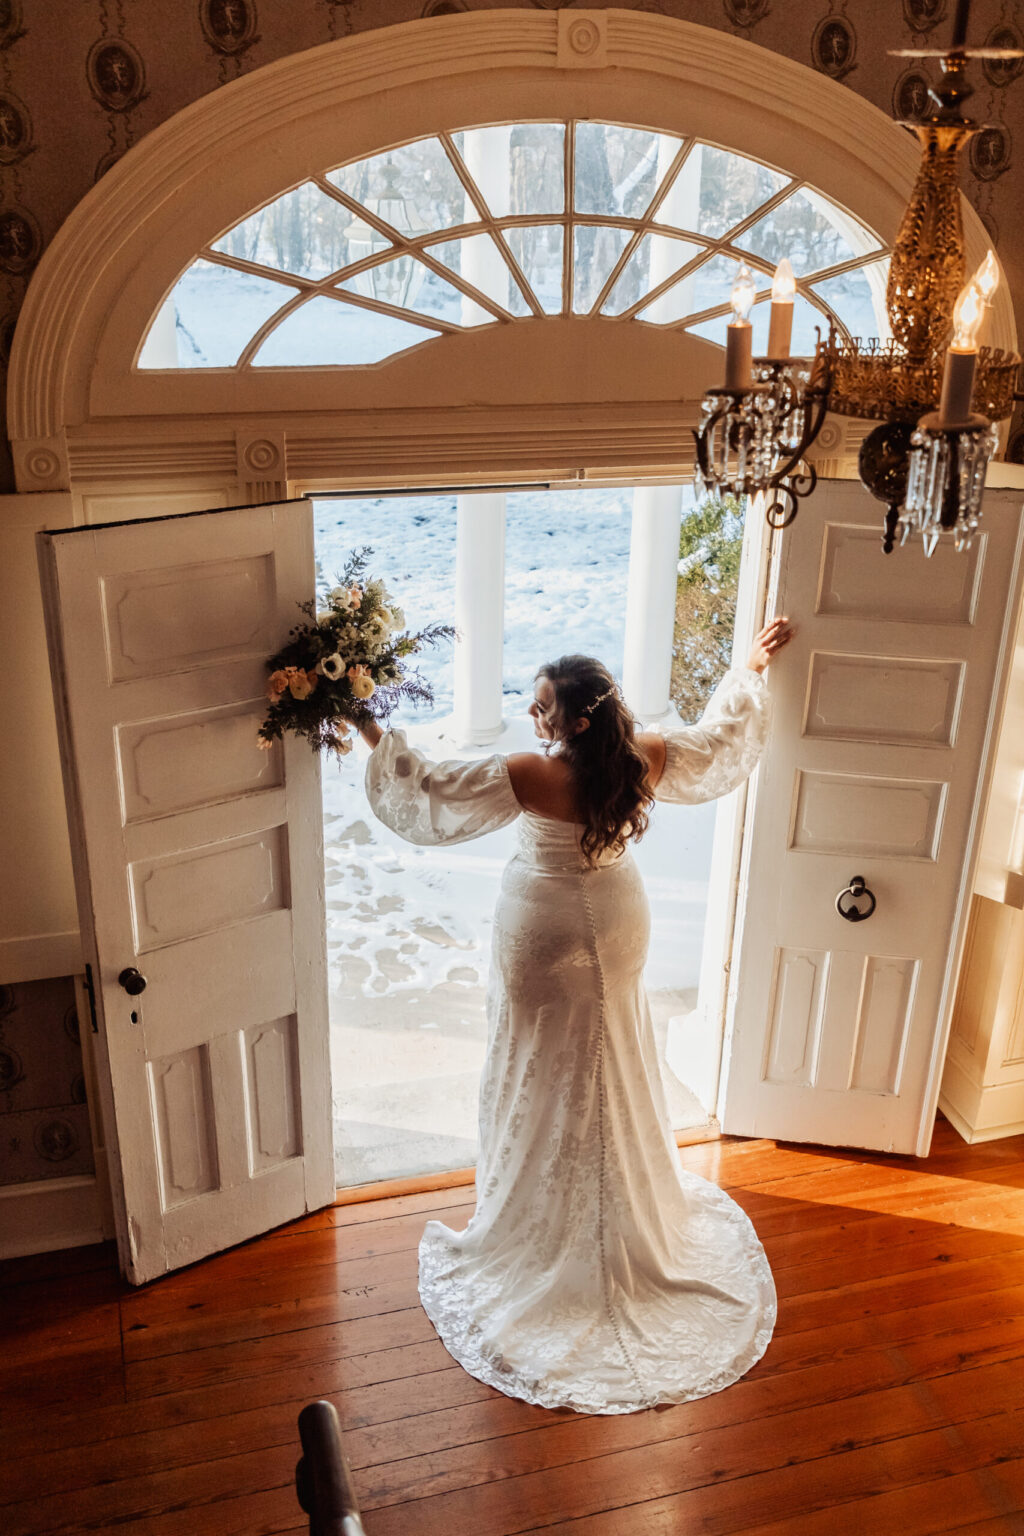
[83,962,99,1034]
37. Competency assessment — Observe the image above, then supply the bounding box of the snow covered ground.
[315,489,718,1186]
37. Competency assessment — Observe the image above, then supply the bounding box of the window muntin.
[138,122,893,371]
[210,182,375,280]
[252,296,440,367]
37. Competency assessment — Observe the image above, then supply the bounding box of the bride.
[356,615,793,1415]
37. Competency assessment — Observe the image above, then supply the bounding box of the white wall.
[0,493,80,984]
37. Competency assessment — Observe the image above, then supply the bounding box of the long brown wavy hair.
[536,654,654,866]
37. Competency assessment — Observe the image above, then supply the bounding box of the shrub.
[670,494,744,721]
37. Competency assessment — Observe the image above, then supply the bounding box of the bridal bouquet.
[258,547,454,757]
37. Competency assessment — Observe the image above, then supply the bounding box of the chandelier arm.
[764,464,817,530]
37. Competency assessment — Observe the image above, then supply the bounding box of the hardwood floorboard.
[536,1464,1024,1536]
[3,1123,1023,1534]
[7,1301,1024,1509]
[115,1220,1024,1371]
[360,1408,1024,1535]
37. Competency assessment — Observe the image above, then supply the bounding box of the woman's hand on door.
[747,616,794,674]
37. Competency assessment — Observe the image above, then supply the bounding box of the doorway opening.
[315,484,746,1187]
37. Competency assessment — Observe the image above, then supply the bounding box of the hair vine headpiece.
[584,683,618,715]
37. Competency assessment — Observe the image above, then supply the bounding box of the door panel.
[39,500,334,1283]
[721,480,1024,1154]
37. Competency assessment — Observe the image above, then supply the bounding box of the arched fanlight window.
[138,121,890,370]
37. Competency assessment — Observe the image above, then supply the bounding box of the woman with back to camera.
[356,614,793,1414]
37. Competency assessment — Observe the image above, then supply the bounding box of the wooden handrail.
[296,1400,367,1536]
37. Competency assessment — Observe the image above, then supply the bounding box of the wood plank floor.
[3,1117,1024,1536]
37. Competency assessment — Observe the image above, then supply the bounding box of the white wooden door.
[721,479,1024,1155]
[38,500,334,1283]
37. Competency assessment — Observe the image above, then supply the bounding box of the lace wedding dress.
[365,666,776,1414]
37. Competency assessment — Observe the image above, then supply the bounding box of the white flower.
[389,605,406,630]
[318,653,345,680]
[328,585,361,611]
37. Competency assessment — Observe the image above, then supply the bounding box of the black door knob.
[835,875,877,923]
[117,967,148,996]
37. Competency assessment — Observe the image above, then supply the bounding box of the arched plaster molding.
[8,8,1013,491]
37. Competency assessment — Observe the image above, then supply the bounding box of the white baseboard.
[939,1093,1024,1145]
[938,1050,1024,1145]
[0,1174,107,1259]
[0,930,82,984]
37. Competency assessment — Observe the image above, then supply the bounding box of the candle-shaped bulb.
[973,249,999,305]
[951,282,984,351]
[771,257,796,303]
[730,263,757,324]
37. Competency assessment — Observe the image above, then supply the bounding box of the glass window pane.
[327,139,474,238]
[812,259,891,342]
[574,123,682,220]
[737,189,882,277]
[211,182,372,280]
[694,144,789,238]
[572,225,632,313]
[686,293,827,356]
[336,257,470,325]
[253,295,439,365]
[427,234,528,320]
[505,224,564,314]
[638,252,764,326]
[139,259,296,368]
[602,233,701,316]
[455,123,565,216]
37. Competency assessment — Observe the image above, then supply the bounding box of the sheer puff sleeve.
[365,728,522,846]
[653,666,770,806]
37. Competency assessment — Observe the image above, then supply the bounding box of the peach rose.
[289,669,318,700]
[267,668,290,701]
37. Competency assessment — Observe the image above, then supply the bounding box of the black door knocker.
[835,875,877,923]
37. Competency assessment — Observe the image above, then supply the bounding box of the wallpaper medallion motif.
[0,88,31,164]
[0,203,38,274]
[811,7,857,81]
[86,37,147,114]
[984,22,1024,88]
[722,0,771,31]
[0,1,26,49]
[892,68,931,121]
[200,0,260,80]
[902,0,947,33]
[88,2,148,184]
[971,120,1013,180]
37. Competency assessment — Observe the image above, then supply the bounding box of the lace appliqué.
[654,667,771,806]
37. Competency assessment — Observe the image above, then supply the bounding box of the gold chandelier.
[694,2,1023,555]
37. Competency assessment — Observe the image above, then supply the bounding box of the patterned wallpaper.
[0,0,1020,476]
[0,978,94,1184]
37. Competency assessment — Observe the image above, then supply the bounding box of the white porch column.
[622,485,683,723]
[453,492,506,744]
[461,125,512,323]
[645,140,703,323]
